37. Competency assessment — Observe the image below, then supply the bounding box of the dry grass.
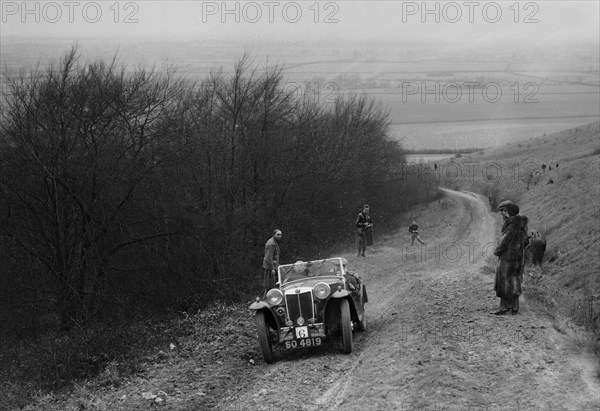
[447,121,600,353]
[1,301,256,411]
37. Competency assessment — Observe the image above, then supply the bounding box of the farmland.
[280,56,600,150]
[1,37,599,150]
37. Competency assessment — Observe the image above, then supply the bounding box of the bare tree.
[0,50,435,335]
[0,48,187,329]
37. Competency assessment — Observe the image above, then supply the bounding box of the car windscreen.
[279,259,342,285]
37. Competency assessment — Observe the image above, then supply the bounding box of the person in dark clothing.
[262,229,282,293]
[409,220,425,246]
[492,201,528,315]
[525,231,547,278]
[355,205,373,257]
[341,258,362,294]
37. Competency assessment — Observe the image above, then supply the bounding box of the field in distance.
[2,38,598,150]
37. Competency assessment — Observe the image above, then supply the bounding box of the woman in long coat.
[493,201,528,315]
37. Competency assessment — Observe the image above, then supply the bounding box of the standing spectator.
[409,220,425,246]
[492,201,528,315]
[262,229,282,293]
[355,204,373,257]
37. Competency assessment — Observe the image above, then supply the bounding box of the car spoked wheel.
[340,299,353,354]
[255,310,274,363]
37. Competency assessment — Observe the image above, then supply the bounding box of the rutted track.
[215,190,599,410]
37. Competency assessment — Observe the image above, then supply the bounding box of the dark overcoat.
[262,237,280,271]
[494,215,528,299]
[355,212,373,246]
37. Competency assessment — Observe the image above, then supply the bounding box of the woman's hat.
[496,200,513,211]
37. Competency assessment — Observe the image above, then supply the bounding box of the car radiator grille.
[285,291,314,326]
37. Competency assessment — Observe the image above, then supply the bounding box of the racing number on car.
[295,326,308,338]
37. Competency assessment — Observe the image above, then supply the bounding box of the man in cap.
[492,201,528,315]
[355,204,373,257]
[263,229,282,293]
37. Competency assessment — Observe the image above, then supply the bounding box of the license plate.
[284,337,323,349]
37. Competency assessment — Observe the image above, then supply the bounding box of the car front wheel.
[340,299,353,354]
[356,312,367,332]
[255,310,274,363]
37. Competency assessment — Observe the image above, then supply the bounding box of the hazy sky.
[1,1,599,150]
[1,0,599,47]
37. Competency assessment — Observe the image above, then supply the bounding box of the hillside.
[8,186,599,411]
[2,122,598,411]
[439,121,600,336]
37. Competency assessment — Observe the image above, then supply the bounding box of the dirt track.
[215,190,599,410]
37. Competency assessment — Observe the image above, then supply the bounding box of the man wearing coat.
[263,229,282,293]
[493,201,528,315]
[355,205,373,257]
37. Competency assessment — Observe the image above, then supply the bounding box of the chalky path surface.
[216,190,599,411]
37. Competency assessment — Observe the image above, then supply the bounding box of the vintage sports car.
[250,257,368,363]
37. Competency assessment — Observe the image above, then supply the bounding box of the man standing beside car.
[263,229,282,293]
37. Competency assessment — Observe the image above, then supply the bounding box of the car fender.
[331,289,349,298]
[329,295,362,325]
[323,296,359,333]
[249,301,271,311]
[250,305,281,337]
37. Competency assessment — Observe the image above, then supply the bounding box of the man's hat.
[496,200,513,211]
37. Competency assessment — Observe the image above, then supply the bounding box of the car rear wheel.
[340,299,353,354]
[255,310,274,363]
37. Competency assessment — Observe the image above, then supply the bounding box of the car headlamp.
[266,289,283,306]
[313,282,331,300]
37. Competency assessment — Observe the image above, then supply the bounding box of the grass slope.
[441,121,600,340]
